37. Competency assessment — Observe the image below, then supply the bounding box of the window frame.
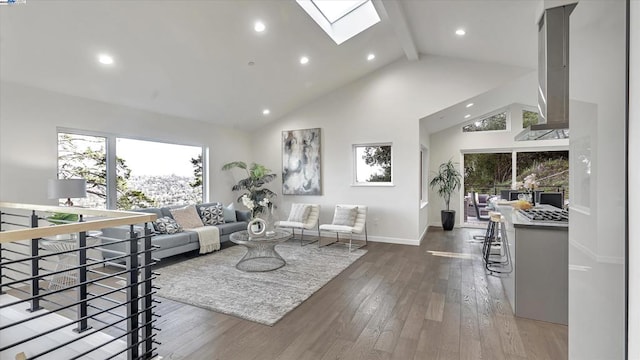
[352,142,394,187]
[57,128,207,209]
[420,146,429,207]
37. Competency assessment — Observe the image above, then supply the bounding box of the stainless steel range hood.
[515,3,576,141]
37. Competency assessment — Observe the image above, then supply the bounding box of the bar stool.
[482,212,513,275]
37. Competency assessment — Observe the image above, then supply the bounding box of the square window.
[353,143,392,185]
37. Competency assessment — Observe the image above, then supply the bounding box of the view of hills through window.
[57,133,203,210]
[116,138,203,208]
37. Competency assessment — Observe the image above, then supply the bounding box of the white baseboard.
[300,230,420,246]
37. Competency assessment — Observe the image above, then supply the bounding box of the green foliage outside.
[362,146,391,182]
[190,154,203,188]
[58,134,155,210]
[516,152,569,198]
[462,112,507,132]
[523,110,539,128]
[464,153,512,193]
[463,151,569,198]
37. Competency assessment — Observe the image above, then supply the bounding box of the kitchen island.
[496,204,568,325]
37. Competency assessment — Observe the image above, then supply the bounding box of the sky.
[116,138,201,177]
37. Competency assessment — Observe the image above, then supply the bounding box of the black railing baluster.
[28,210,42,312]
[1,205,158,359]
[126,225,139,359]
[141,223,154,358]
[75,228,91,333]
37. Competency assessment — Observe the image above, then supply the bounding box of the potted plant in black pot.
[430,159,462,231]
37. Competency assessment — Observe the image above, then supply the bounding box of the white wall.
[424,72,569,227]
[249,55,531,244]
[0,82,252,206]
[629,1,639,357]
[567,1,627,359]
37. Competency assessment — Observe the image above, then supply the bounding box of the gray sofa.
[101,202,250,260]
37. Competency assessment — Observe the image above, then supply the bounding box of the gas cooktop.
[518,208,569,222]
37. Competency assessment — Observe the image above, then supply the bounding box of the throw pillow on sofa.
[155,216,183,234]
[170,205,205,229]
[199,204,224,225]
[223,203,237,223]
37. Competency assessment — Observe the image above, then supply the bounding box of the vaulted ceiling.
[0,0,539,130]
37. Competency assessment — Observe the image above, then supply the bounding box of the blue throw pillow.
[223,203,237,223]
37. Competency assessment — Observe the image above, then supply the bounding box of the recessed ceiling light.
[466,103,474,108]
[254,21,266,33]
[262,109,270,115]
[98,54,114,65]
[300,56,309,65]
[464,114,471,119]
[367,53,375,61]
[455,28,466,36]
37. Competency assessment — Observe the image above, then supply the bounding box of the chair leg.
[300,228,318,246]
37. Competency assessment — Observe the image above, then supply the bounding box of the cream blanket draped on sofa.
[192,226,220,254]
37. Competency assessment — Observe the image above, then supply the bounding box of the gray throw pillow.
[154,216,183,234]
[332,206,358,227]
[287,204,311,223]
[199,204,224,225]
[223,203,237,223]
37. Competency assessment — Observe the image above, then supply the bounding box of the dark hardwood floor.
[155,227,567,360]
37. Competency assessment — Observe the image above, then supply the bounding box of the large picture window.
[353,143,392,185]
[57,131,204,210]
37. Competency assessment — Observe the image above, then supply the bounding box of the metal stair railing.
[0,202,159,360]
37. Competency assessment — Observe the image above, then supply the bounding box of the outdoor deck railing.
[0,202,158,360]
[464,184,568,198]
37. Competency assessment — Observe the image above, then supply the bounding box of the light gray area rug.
[154,240,367,326]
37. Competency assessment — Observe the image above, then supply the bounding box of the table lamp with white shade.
[47,178,87,206]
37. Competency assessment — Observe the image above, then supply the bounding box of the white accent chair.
[319,205,368,252]
[275,204,320,246]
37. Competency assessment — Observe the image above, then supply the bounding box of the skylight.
[296,0,380,45]
[312,0,367,23]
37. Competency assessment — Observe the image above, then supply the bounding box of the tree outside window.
[354,144,392,184]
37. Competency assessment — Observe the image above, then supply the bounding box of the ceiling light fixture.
[367,53,375,61]
[466,103,474,108]
[254,21,266,33]
[464,114,471,119]
[262,109,270,115]
[455,28,466,36]
[300,56,309,65]
[98,54,114,65]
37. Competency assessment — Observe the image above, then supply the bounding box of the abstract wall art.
[282,128,321,195]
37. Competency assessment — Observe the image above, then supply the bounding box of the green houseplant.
[221,161,277,217]
[429,159,462,231]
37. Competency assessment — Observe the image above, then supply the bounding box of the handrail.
[0,202,159,359]
[0,202,156,243]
